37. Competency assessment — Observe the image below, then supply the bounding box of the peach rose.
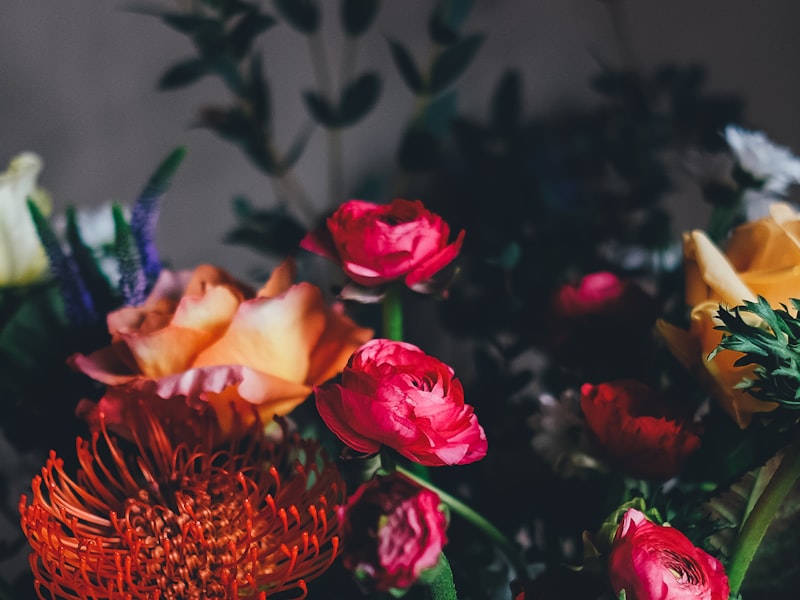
[656,203,800,426]
[70,260,373,434]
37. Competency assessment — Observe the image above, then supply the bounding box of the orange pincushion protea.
[19,410,345,599]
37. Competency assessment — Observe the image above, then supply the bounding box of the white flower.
[0,153,51,287]
[529,389,601,478]
[724,125,800,194]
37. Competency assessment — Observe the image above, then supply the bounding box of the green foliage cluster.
[714,297,800,409]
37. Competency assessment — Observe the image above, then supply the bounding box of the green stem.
[727,438,800,596]
[382,286,404,341]
[426,553,458,600]
[397,466,527,578]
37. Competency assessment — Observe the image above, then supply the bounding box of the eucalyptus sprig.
[712,296,800,409]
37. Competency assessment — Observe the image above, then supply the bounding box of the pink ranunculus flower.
[315,339,487,466]
[339,472,448,592]
[608,508,730,600]
[300,198,465,291]
[70,260,373,436]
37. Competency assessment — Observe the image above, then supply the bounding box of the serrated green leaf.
[273,0,320,34]
[302,90,338,126]
[338,72,381,127]
[226,11,277,59]
[388,39,424,95]
[158,57,213,90]
[341,0,380,37]
[429,33,484,94]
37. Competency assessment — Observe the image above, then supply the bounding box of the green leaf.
[338,72,381,127]
[428,9,459,45]
[714,298,800,409]
[420,553,458,600]
[491,70,522,135]
[64,207,117,313]
[158,57,212,90]
[341,0,380,37]
[226,11,277,59]
[397,127,441,172]
[162,14,223,41]
[388,39,424,95]
[429,33,484,95]
[421,90,457,137]
[248,55,271,126]
[283,121,315,170]
[273,0,320,34]
[302,91,338,127]
[434,0,474,31]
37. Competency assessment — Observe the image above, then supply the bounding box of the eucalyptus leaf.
[434,0,474,31]
[158,57,212,90]
[302,91,338,127]
[388,39,424,95]
[341,0,380,37]
[429,33,484,95]
[162,14,222,40]
[422,90,457,137]
[226,11,277,59]
[273,0,320,34]
[338,72,381,127]
[248,55,271,126]
[283,120,315,170]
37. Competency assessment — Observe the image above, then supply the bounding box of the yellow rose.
[657,203,800,427]
[0,153,51,287]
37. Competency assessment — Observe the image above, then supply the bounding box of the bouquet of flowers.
[2,1,800,599]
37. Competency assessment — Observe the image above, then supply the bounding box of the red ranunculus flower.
[315,339,487,466]
[339,472,447,592]
[580,380,700,480]
[608,508,730,600]
[300,199,465,290]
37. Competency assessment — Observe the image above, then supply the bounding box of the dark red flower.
[315,339,487,466]
[338,473,447,592]
[19,404,345,599]
[300,199,464,291]
[580,380,700,480]
[608,508,729,600]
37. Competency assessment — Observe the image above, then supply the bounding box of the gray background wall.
[2,0,800,280]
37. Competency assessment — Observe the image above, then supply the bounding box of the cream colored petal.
[687,230,756,306]
[656,318,700,371]
[121,327,218,378]
[257,257,297,299]
[0,152,49,286]
[192,283,327,384]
